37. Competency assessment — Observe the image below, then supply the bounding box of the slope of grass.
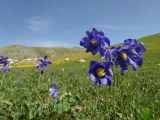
[0,45,88,61]
[0,34,160,119]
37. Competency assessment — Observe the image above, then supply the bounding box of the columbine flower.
[113,46,144,73]
[123,39,146,55]
[88,61,113,86]
[0,56,10,73]
[0,56,9,64]
[80,28,110,55]
[49,81,58,98]
[36,56,52,70]
[115,48,136,72]
[0,65,10,73]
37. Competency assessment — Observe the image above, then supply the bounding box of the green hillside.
[139,33,160,45]
[139,33,160,65]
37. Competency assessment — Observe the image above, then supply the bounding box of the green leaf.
[1,100,13,106]
[141,108,151,120]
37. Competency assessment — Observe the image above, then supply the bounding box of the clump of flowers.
[111,39,145,73]
[80,28,146,86]
[0,56,10,73]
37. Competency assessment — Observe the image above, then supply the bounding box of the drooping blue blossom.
[88,61,113,86]
[80,28,110,55]
[49,81,58,98]
[0,56,10,73]
[0,65,10,73]
[111,39,146,73]
[123,39,146,55]
[0,56,9,64]
[36,56,52,70]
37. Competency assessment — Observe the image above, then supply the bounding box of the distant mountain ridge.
[0,44,85,60]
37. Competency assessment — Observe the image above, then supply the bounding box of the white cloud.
[99,24,117,30]
[29,16,53,33]
[99,24,142,30]
[30,40,65,47]
[14,39,67,47]
[122,25,143,30]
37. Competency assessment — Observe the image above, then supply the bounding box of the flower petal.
[89,74,97,83]
[89,61,99,72]
[128,57,137,71]
[100,77,108,85]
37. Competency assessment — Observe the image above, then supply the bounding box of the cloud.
[15,39,67,47]
[121,25,143,30]
[30,40,65,47]
[29,16,53,33]
[99,24,117,30]
[98,24,142,30]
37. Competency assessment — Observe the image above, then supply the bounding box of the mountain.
[0,45,86,60]
[0,45,39,59]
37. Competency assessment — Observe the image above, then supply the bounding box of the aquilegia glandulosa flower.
[49,81,58,98]
[111,39,146,73]
[123,39,146,55]
[0,56,10,73]
[80,28,146,86]
[80,28,110,56]
[36,56,52,70]
[88,61,113,86]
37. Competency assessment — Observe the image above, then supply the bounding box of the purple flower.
[0,56,9,65]
[36,56,52,70]
[49,81,58,98]
[88,61,113,86]
[123,39,146,55]
[113,46,144,73]
[0,56,10,73]
[0,65,10,73]
[115,49,136,72]
[80,28,110,55]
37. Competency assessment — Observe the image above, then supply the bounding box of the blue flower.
[49,81,58,98]
[0,56,9,64]
[36,56,52,70]
[88,61,113,86]
[0,56,10,73]
[80,28,110,55]
[123,39,146,55]
[115,49,136,72]
[113,46,144,73]
[0,65,10,73]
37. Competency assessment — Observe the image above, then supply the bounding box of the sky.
[0,0,160,47]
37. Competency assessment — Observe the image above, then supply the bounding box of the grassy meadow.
[0,34,160,119]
